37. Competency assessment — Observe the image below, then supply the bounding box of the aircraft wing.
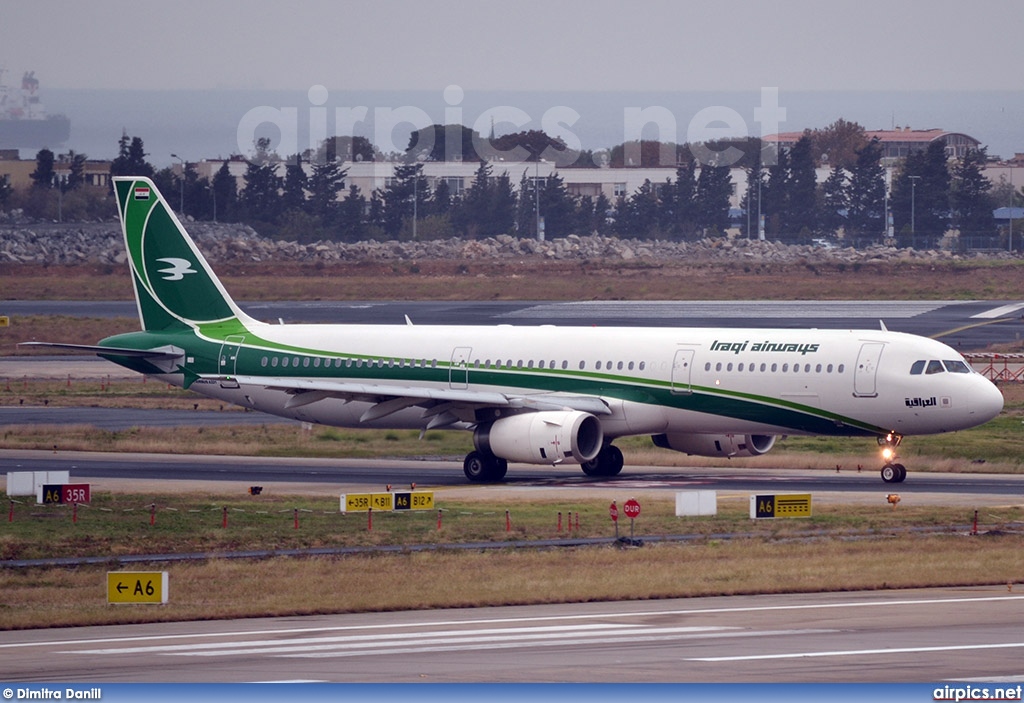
[219,375,611,426]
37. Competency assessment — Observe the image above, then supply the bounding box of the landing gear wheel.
[581,444,624,477]
[463,451,507,482]
[881,463,907,483]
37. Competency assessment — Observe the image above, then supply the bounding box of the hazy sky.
[4,0,1022,93]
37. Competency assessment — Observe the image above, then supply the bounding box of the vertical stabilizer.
[113,177,252,332]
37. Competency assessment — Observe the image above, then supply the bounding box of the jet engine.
[475,411,603,465]
[651,432,777,458]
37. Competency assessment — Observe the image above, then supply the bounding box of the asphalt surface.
[2,588,1024,683]
[6,298,1024,348]
[1,446,1022,502]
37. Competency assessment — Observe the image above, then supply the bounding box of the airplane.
[23,177,1004,484]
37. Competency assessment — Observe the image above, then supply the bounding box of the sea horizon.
[26,87,1024,168]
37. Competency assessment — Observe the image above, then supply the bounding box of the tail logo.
[156,257,197,281]
[134,186,151,200]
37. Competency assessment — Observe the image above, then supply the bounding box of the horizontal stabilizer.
[18,342,183,360]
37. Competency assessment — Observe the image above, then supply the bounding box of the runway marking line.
[691,641,1024,662]
[3,593,1020,652]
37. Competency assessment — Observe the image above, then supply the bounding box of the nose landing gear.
[879,432,906,483]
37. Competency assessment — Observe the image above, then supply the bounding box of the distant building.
[766,128,982,161]
[0,151,111,189]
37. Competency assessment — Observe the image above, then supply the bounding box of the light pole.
[534,158,541,241]
[171,153,184,215]
[1009,165,1014,253]
[909,175,920,246]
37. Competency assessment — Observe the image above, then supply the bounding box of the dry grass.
[2,489,1023,629]
[4,259,1024,303]
[2,536,1022,630]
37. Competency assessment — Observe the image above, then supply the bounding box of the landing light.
[881,447,895,461]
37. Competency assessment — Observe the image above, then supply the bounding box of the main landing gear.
[463,450,508,483]
[878,432,907,483]
[581,443,624,477]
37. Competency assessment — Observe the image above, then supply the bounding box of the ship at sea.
[0,69,71,149]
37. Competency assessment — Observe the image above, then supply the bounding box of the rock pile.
[0,221,1016,266]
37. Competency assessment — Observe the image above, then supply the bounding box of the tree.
[407,124,483,163]
[761,147,789,237]
[30,148,56,188]
[810,119,867,169]
[950,147,995,239]
[182,163,212,221]
[239,159,282,224]
[785,135,819,240]
[845,138,886,242]
[666,159,698,239]
[741,147,765,239]
[820,166,848,236]
[307,158,347,225]
[615,179,661,239]
[381,163,425,237]
[891,140,950,246]
[538,172,574,239]
[489,129,578,166]
[109,133,154,180]
[212,161,238,222]
[693,164,733,236]
[456,162,515,238]
[280,153,308,213]
[336,184,367,242]
[65,151,87,190]
[315,136,376,163]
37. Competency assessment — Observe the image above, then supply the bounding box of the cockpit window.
[943,360,972,374]
[925,360,945,375]
[910,360,926,375]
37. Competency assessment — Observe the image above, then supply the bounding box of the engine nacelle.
[651,432,777,458]
[475,411,603,465]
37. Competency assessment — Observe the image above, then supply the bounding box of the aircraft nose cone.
[973,379,1004,423]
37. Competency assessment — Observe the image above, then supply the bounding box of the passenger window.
[579,361,586,370]
[617,361,624,370]
[705,362,711,371]
[596,361,602,370]
[639,361,645,371]
[926,360,945,375]
[943,360,972,374]
[910,360,926,375]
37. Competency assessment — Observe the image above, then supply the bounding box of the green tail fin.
[113,177,250,332]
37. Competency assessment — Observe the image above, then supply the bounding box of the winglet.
[880,320,888,332]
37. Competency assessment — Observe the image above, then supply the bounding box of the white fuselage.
[167,321,1004,441]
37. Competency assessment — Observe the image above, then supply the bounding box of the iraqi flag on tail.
[134,186,151,200]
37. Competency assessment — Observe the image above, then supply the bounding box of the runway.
[2,588,1024,682]
[5,298,1024,348]
[1,447,1023,507]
